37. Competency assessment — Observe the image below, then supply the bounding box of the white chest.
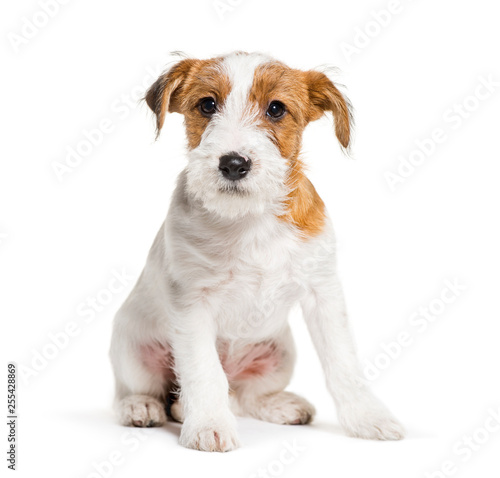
[168,215,308,340]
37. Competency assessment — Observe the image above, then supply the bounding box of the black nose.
[219,153,252,181]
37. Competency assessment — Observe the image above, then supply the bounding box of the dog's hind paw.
[118,394,167,428]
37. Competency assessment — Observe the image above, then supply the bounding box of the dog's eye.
[199,97,217,116]
[266,101,286,119]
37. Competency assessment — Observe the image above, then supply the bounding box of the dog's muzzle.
[218,153,252,181]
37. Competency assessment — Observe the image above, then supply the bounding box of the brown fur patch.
[145,57,231,148]
[249,63,352,157]
[176,58,231,149]
[250,63,309,160]
[250,63,348,237]
[279,159,326,238]
[305,70,352,149]
[145,58,197,137]
[146,54,352,238]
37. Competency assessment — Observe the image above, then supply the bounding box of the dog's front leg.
[301,274,405,440]
[172,306,239,452]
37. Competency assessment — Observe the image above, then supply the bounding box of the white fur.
[110,52,404,452]
[185,54,288,219]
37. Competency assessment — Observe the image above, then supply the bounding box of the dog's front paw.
[338,393,405,441]
[179,414,240,452]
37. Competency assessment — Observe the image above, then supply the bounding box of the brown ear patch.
[144,57,231,147]
[306,71,352,150]
[279,159,326,238]
[144,58,199,138]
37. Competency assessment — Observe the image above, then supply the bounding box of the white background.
[1,0,500,477]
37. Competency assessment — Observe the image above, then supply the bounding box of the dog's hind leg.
[110,316,174,428]
[170,326,315,426]
[117,394,168,428]
[229,326,316,425]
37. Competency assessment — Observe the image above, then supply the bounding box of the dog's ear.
[145,59,196,138]
[305,71,352,150]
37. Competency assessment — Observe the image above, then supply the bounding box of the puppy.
[110,51,404,452]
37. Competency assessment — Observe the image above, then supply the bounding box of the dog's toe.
[338,393,405,441]
[118,394,167,428]
[245,391,316,425]
[179,414,240,452]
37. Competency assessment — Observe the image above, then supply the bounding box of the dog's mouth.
[218,181,250,196]
[218,186,249,196]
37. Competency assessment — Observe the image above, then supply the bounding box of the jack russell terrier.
[110,51,405,452]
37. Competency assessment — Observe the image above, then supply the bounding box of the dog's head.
[145,52,352,219]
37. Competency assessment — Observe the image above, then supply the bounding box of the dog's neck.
[172,156,326,242]
[278,157,326,239]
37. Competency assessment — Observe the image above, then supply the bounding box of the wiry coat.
[110,51,404,452]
